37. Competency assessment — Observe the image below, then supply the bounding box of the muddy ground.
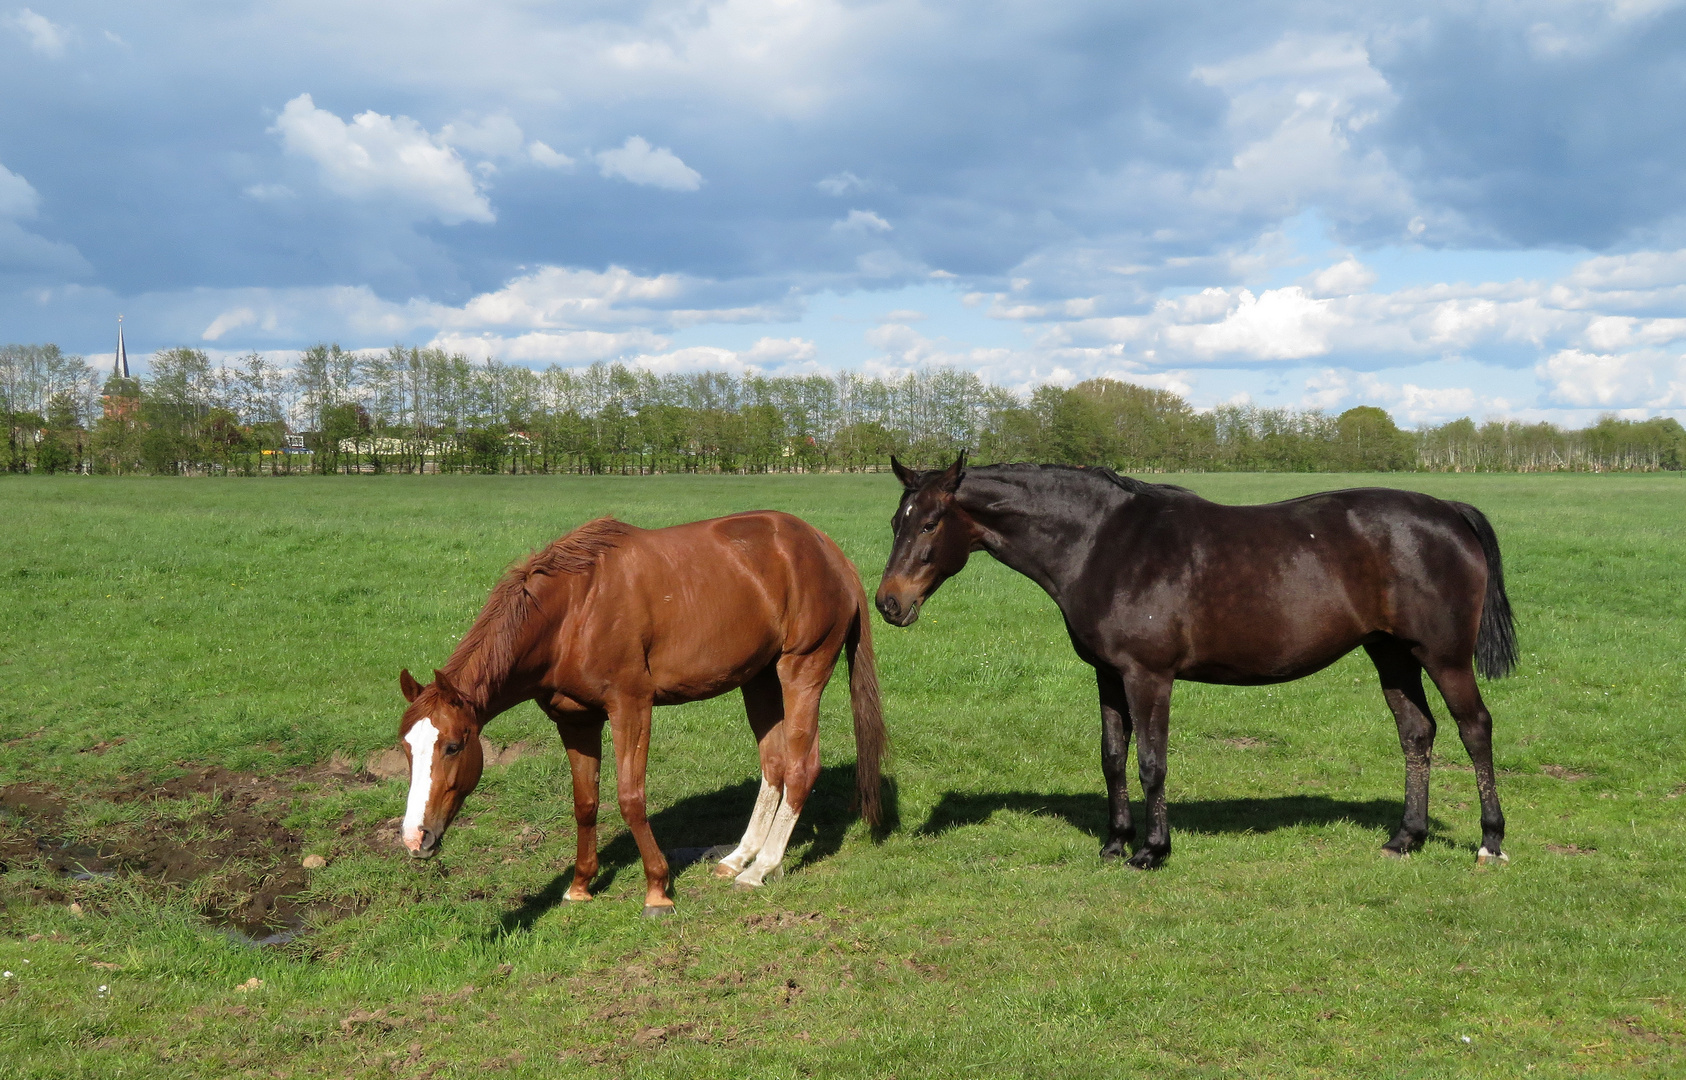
[0,737,535,942]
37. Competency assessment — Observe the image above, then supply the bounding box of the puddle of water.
[224,925,304,948]
[219,909,309,948]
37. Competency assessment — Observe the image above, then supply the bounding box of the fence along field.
[5,341,1685,476]
[1,471,1683,1077]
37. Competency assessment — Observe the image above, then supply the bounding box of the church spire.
[114,315,129,379]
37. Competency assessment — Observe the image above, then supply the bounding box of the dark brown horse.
[876,455,1517,869]
[398,513,887,916]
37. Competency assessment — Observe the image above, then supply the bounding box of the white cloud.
[833,209,891,233]
[528,141,574,169]
[271,93,494,224]
[242,183,296,201]
[6,8,68,57]
[0,161,40,219]
[594,136,703,191]
[1303,256,1376,297]
[1300,368,1501,424]
[816,171,867,196]
[627,336,821,376]
[427,328,668,364]
[0,160,90,277]
[1188,33,1447,242]
[1537,348,1686,408]
[439,114,525,158]
[202,307,260,341]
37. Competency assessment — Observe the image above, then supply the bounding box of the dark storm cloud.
[1370,2,1686,250]
[4,0,1686,407]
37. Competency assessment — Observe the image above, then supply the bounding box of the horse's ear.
[938,449,967,493]
[890,456,918,490]
[400,668,422,703]
[432,669,462,706]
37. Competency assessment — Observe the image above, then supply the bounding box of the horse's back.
[580,513,862,700]
[1090,485,1490,680]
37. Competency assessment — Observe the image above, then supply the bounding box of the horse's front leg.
[607,697,672,916]
[556,715,605,902]
[1123,670,1174,869]
[1096,668,1135,860]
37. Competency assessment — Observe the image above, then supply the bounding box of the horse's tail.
[1452,502,1518,680]
[845,595,889,828]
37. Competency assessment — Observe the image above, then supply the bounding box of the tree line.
[4,341,1683,475]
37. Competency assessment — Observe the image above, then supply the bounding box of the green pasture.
[1,472,1684,1078]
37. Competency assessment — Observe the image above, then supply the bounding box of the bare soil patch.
[0,756,385,939]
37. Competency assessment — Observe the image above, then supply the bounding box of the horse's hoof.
[1124,851,1163,870]
[732,880,760,892]
[1476,846,1510,866]
[563,892,593,903]
[642,903,675,918]
[1380,847,1408,860]
[712,861,738,879]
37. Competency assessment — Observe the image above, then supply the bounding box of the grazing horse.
[397,513,887,916]
[876,455,1517,869]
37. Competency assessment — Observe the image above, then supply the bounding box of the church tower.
[102,314,140,421]
[114,314,130,379]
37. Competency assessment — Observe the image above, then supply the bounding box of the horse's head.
[876,451,980,627]
[396,668,484,859]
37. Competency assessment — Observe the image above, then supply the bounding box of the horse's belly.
[1176,602,1370,684]
[645,606,782,705]
[1178,651,1349,685]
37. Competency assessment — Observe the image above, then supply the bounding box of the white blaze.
[402,718,438,849]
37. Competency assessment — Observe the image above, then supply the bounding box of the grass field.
[2,471,1684,1079]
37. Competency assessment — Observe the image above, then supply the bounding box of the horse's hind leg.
[734,656,826,888]
[1365,640,1436,855]
[1425,661,1506,863]
[1096,669,1134,860]
[715,667,786,879]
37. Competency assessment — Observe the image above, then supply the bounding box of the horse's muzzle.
[875,591,922,627]
[407,827,441,859]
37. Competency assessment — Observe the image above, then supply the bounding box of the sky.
[5,1,1686,427]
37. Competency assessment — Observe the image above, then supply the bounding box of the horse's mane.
[442,517,632,707]
[974,462,1194,497]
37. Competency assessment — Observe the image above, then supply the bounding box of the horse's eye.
[921,520,937,533]
[443,741,463,756]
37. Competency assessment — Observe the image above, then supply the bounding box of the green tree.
[1336,406,1413,470]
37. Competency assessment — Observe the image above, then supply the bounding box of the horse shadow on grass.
[916,790,1433,845]
[494,763,898,937]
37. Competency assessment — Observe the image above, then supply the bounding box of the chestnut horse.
[877,455,1517,869]
[397,513,887,916]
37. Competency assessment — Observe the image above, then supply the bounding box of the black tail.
[845,600,888,828]
[1452,502,1518,679]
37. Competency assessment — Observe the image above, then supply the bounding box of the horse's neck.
[960,474,1128,604]
[447,575,576,720]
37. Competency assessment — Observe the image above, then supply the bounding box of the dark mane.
[443,517,632,706]
[974,462,1194,497]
